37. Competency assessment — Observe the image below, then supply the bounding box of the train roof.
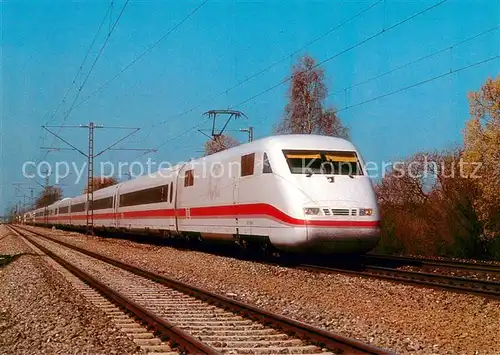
[203,134,356,157]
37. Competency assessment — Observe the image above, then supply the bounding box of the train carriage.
[114,172,176,233]
[25,134,380,254]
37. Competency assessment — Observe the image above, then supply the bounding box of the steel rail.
[11,225,393,355]
[299,264,500,300]
[362,254,500,274]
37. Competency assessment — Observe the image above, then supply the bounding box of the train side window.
[241,153,255,177]
[91,197,113,210]
[161,184,168,202]
[263,152,272,174]
[169,181,173,203]
[184,170,194,187]
[120,185,165,207]
[72,203,86,212]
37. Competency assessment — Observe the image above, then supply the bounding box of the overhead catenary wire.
[30,0,208,188]
[140,0,449,159]
[45,1,115,125]
[31,1,114,167]
[39,0,130,164]
[147,54,499,162]
[142,0,383,136]
[327,25,499,99]
[230,0,448,110]
[71,0,209,111]
[335,55,499,113]
[58,0,130,126]
[42,0,384,163]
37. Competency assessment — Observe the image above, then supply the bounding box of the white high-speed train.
[25,135,380,254]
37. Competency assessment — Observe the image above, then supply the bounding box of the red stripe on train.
[37,203,379,228]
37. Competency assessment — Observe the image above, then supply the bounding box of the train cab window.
[263,152,273,174]
[283,150,363,176]
[169,181,173,203]
[241,153,255,177]
[184,170,194,187]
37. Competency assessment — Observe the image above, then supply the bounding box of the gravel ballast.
[0,225,143,355]
[24,226,500,355]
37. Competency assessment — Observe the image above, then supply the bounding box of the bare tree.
[375,150,487,257]
[204,134,240,155]
[276,54,348,138]
[84,177,118,194]
[35,186,63,208]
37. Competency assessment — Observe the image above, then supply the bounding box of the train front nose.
[302,202,380,253]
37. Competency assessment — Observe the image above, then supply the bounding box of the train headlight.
[303,207,320,215]
[359,208,373,216]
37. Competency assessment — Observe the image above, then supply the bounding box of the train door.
[235,152,256,236]
[168,180,175,232]
[233,166,239,236]
[114,185,121,229]
[174,164,187,234]
[44,207,48,225]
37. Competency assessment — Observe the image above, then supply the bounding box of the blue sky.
[1,0,499,214]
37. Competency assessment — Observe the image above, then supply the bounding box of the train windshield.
[283,150,363,175]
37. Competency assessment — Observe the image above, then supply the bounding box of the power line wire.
[132,123,201,160]
[143,0,382,135]
[33,1,114,165]
[144,54,498,161]
[336,55,499,113]
[72,0,208,111]
[328,25,499,98]
[230,0,448,110]
[45,2,114,125]
[40,0,130,163]
[59,0,130,126]
[134,0,385,156]
[144,0,448,158]
[313,0,448,70]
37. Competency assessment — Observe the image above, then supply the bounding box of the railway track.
[15,224,500,300]
[9,225,392,355]
[361,253,500,274]
[299,263,500,300]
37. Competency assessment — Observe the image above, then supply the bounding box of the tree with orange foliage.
[84,177,118,194]
[463,75,500,239]
[375,76,499,258]
[375,151,485,257]
[204,134,240,155]
[276,54,348,138]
